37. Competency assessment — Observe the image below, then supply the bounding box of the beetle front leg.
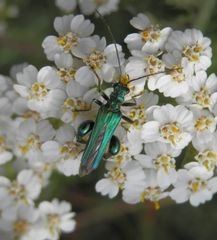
[122,115,134,124]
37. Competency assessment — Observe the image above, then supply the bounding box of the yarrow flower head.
[1,5,217,239]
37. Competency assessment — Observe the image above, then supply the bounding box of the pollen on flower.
[169,65,185,82]
[145,55,164,74]
[195,150,217,171]
[107,167,126,189]
[194,87,211,108]
[154,201,160,210]
[141,26,161,43]
[140,187,162,206]
[119,74,130,86]
[21,110,41,121]
[127,104,147,129]
[48,213,60,235]
[194,116,213,131]
[63,98,91,113]
[57,32,78,52]
[60,141,83,158]
[189,178,207,193]
[58,68,76,83]
[154,154,175,173]
[14,220,30,236]
[160,123,182,146]
[183,44,203,62]
[8,181,27,203]
[83,50,106,70]
[30,82,48,100]
[19,135,40,155]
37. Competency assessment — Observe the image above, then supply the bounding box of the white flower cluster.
[55,0,119,16]
[1,10,217,238]
[0,0,19,34]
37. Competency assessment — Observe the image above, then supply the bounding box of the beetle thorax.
[109,83,129,111]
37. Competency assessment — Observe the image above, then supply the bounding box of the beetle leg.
[122,102,136,107]
[100,92,109,101]
[92,98,103,106]
[122,115,134,124]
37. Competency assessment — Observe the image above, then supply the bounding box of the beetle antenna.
[128,68,182,83]
[95,10,122,76]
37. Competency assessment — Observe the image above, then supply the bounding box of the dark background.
[1,0,217,239]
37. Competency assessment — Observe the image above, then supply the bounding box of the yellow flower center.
[154,154,175,173]
[183,43,203,62]
[160,122,182,146]
[57,32,78,52]
[21,110,41,121]
[140,187,162,209]
[63,98,91,112]
[107,167,126,189]
[83,49,106,70]
[30,82,48,100]
[169,65,185,82]
[126,104,147,129]
[194,116,213,131]
[8,181,28,204]
[19,135,40,155]
[194,87,211,108]
[58,68,76,83]
[189,178,207,193]
[60,141,83,159]
[112,145,130,166]
[145,55,165,75]
[14,220,30,236]
[195,150,217,171]
[48,214,60,236]
[141,26,161,43]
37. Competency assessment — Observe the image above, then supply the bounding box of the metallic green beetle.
[77,81,133,176]
[77,10,160,176]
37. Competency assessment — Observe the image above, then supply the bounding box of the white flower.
[0,75,19,117]
[42,14,95,60]
[39,199,76,240]
[41,125,83,176]
[123,169,168,208]
[135,142,181,188]
[124,13,171,55]
[122,90,159,130]
[16,118,55,163]
[0,195,17,222]
[0,170,42,205]
[177,71,217,111]
[54,53,93,93]
[0,119,13,165]
[141,104,193,149]
[191,107,216,144]
[78,0,119,16]
[170,165,217,206]
[55,0,77,12]
[125,54,165,95]
[14,65,66,118]
[0,205,40,240]
[192,133,217,172]
[165,29,212,71]
[154,52,194,98]
[74,36,125,84]
[95,161,145,198]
